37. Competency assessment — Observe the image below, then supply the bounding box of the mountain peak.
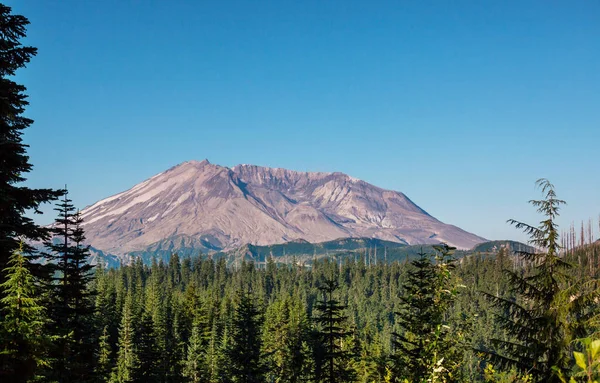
[80,161,486,258]
[178,159,211,167]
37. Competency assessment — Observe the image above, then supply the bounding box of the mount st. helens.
[80,160,485,261]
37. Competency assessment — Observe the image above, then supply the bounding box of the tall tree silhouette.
[44,190,96,382]
[313,278,355,383]
[224,289,268,383]
[0,3,63,276]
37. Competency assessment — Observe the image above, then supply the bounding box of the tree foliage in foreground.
[0,3,63,276]
[482,179,600,383]
[392,244,467,383]
[0,241,50,382]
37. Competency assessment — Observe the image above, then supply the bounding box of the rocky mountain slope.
[80,160,485,259]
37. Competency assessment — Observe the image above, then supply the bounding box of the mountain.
[80,160,486,261]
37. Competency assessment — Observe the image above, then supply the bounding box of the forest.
[2,4,600,383]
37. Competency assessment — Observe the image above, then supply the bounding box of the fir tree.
[0,4,63,275]
[263,296,312,383]
[313,278,356,383]
[224,289,268,383]
[391,244,465,383]
[96,326,113,383]
[482,179,600,382]
[113,293,139,383]
[135,309,161,383]
[94,262,118,363]
[44,191,96,382]
[0,241,50,382]
[183,305,211,383]
[207,320,225,383]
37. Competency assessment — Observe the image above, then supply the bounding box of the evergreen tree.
[263,296,312,383]
[207,320,225,383]
[391,244,465,383]
[71,208,97,378]
[313,278,356,383]
[224,289,268,383]
[135,309,161,383]
[94,262,118,364]
[112,293,139,383]
[96,326,113,383]
[0,241,50,382]
[44,191,96,382]
[134,311,161,383]
[482,179,600,382]
[183,305,211,383]
[0,3,63,275]
[170,299,187,383]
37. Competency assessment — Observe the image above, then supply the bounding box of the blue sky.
[9,0,600,243]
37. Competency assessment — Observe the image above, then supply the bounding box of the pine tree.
[94,262,118,366]
[0,4,63,275]
[134,309,161,383]
[263,296,312,383]
[96,326,113,383]
[224,289,268,383]
[44,191,96,381]
[391,244,465,383]
[0,241,50,382]
[170,299,187,383]
[482,179,600,382]
[112,293,139,383]
[183,305,211,383]
[313,278,356,383]
[71,208,97,378]
[207,320,225,383]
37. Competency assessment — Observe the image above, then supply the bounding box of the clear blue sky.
[9,0,600,243]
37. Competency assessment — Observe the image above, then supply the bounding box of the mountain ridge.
[80,160,486,260]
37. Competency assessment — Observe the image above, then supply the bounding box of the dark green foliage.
[482,180,600,382]
[0,242,50,382]
[0,3,63,275]
[135,310,161,383]
[391,244,466,382]
[78,228,600,383]
[313,278,356,383]
[224,290,269,383]
[113,293,139,383]
[183,304,211,383]
[43,191,96,382]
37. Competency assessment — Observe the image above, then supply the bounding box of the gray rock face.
[80,160,485,257]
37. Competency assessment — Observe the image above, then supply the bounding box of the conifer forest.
[2,4,600,383]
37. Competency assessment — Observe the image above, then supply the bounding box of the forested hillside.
[80,236,598,383]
